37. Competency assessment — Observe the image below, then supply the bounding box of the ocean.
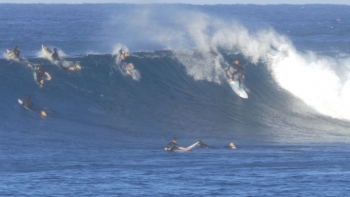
[1,4,350,196]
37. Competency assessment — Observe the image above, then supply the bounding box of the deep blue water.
[1,4,350,196]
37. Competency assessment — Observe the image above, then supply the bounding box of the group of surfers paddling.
[8,45,244,148]
[7,45,136,114]
[7,46,54,113]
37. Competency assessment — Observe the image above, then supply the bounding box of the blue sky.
[0,0,349,4]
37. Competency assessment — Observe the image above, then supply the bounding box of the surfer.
[12,46,20,59]
[34,64,46,86]
[119,48,130,62]
[119,48,124,56]
[197,140,210,148]
[226,60,245,89]
[119,48,125,62]
[19,96,47,116]
[28,64,52,87]
[51,48,59,61]
[164,137,189,151]
[22,96,34,110]
[224,142,236,149]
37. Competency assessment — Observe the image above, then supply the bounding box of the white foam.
[112,43,129,64]
[269,50,350,121]
[107,8,350,120]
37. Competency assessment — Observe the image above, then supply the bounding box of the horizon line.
[0,2,349,5]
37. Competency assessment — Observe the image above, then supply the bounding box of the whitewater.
[1,4,350,196]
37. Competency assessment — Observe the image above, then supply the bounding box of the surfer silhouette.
[12,46,20,59]
[226,60,245,89]
[22,96,34,110]
[27,64,52,87]
[51,48,59,61]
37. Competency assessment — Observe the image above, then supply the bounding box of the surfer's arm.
[226,69,232,77]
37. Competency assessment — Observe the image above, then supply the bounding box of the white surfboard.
[18,99,33,111]
[18,99,47,117]
[174,141,199,152]
[42,44,53,60]
[42,44,81,71]
[6,49,20,61]
[228,80,248,99]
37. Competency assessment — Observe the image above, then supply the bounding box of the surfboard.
[6,49,19,61]
[42,44,52,59]
[42,45,82,71]
[18,99,47,117]
[174,141,200,152]
[18,99,33,111]
[228,79,248,99]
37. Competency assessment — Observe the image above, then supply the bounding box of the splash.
[269,50,350,121]
[112,44,140,81]
[106,7,350,120]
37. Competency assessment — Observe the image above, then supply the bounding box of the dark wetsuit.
[13,48,20,58]
[165,141,179,151]
[23,99,34,110]
[35,68,45,83]
[51,51,59,61]
[198,141,210,148]
[227,64,244,87]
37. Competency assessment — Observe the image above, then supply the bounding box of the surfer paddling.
[22,96,34,110]
[18,96,47,117]
[164,137,190,151]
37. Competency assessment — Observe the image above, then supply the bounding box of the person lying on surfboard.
[51,48,59,61]
[226,60,245,89]
[19,96,47,117]
[164,137,190,151]
[197,140,210,148]
[23,96,34,110]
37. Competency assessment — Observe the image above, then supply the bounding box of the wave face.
[1,4,350,144]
